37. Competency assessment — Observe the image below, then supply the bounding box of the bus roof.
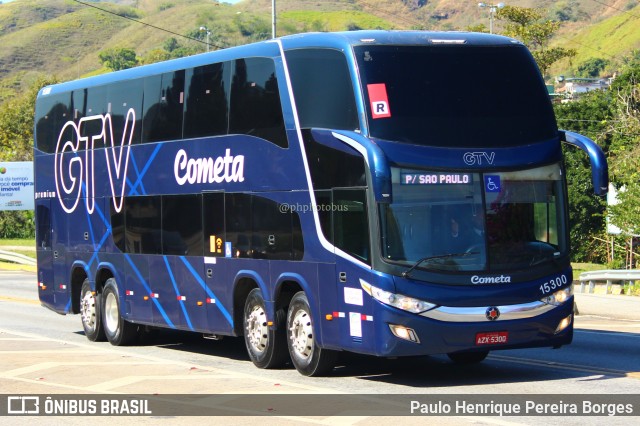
[38,30,520,97]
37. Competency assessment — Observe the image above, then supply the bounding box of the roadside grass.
[0,238,36,248]
[571,262,606,280]
[0,239,36,272]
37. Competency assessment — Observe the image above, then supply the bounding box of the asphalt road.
[0,271,639,425]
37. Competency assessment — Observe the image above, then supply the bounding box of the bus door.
[35,198,55,309]
[334,187,375,352]
[203,191,232,334]
[52,202,70,312]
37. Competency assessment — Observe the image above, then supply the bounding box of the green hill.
[0,0,639,102]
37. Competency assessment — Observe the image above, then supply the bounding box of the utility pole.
[200,26,211,52]
[477,2,505,34]
[272,0,276,39]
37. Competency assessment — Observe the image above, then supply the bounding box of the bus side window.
[203,192,225,257]
[143,71,185,143]
[82,85,107,149]
[107,79,143,145]
[36,203,51,249]
[162,194,203,256]
[110,201,125,253]
[286,48,359,131]
[225,193,252,258]
[35,93,72,154]
[333,189,370,263]
[229,58,288,148]
[184,62,229,139]
[124,196,162,254]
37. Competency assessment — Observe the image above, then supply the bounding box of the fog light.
[388,324,420,343]
[555,314,573,334]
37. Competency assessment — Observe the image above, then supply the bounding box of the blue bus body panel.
[34,30,587,358]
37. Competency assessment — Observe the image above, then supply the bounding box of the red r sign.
[367,83,392,119]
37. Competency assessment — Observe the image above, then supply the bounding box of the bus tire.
[447,350,489,364]
[102,278,137,346]
[80,279,106,342]
[286,291,337,376]
[243,288,288,369]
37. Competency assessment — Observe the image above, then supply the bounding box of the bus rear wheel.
[102,278,138,346]
[243,288,288,369]
[286,291,337,376]
[80,279,106,342]
[447,350,489,364]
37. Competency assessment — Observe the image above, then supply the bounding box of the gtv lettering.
[54,110,134,214]
[463,152,496,166]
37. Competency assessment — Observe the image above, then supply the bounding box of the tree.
[575,58,609,78]
[496,6,576,78]
[607,60,640,238]
[98,47,138,71]
[555,88,613,263]
[0,75,57,239]
[0,75,57,161]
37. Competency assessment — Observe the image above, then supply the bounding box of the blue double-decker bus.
[34,31,608,376]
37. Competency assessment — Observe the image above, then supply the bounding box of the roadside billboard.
[0,161,34,210]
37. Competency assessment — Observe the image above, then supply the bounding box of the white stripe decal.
[274,39,371,270]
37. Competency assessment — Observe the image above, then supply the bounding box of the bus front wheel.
[286,291,337,376]
[80,279,106,342]
[102,278,137,346]
[243,288,288,369]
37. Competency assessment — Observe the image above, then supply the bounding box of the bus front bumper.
[370,297,574,357]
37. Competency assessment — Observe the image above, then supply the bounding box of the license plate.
[475,331,509,346]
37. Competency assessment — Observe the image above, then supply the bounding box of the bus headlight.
[541,287,573,306]
[361,280,436,314]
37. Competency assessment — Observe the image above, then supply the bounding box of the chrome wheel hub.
[289,310,313,359]
[246,305,268,353]
[104,292,119,334]
[80,291,97,332]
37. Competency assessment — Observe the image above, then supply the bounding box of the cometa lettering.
[471,275,512,284]
[174,148,245,185]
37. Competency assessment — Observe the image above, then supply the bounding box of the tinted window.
[222,193,302,260]
[35,93,72,153]
[252,196,293,260]
[143,71,185,143]
[125,196,162,254]
[184,63,229,139]
[314,189,369,263]
[315,190,333,243]
[35,204,51,249]
[229,58,287,148]
[286,49,359,131]
[162,194,203,256]
[356,45,557,147]
[108,79,143,145]
[82,85,107,149]
[225,193,252,258]
[203,192,225,256]
[303,130,366,190]
[110,201,125,253]
[333,189,370,263]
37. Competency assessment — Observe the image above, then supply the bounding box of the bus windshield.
[380,163,567,274]
[355,44,557,147]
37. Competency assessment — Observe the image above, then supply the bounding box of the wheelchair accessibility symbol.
[484,175,501,193]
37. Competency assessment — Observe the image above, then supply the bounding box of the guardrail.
[0,249,36,266]
[578,269,640,294]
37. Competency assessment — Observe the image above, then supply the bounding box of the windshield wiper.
[401,252,478,279]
